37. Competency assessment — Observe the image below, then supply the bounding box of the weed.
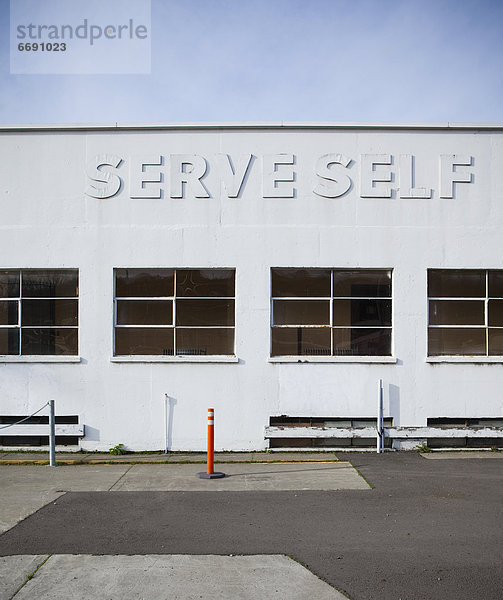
[415,441,432,453]
[109,443,127,455]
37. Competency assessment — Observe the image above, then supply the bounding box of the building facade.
[1,122,503,450]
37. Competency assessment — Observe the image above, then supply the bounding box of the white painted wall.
[1,124,502,450]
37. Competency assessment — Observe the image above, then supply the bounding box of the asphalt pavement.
[0,451,502,600]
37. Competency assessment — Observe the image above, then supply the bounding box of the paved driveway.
[0,452,502,599]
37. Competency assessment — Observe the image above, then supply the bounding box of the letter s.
[313,154,352,198]
[86,154,123,198]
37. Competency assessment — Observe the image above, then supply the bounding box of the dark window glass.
[115,269,174,298]
[333,328,391,356]
[429,300,484,326]
[22,328,78,355]
[271,327,331,356]
[176,269,234,297]
[176,328,234,355]
[333,270,391,297]
[273,300,329,325]
[115,328,174,355]
[428,270,485,298]
[0,328,19,355]
[22,270,78,298]
[0,271,20,298]
[116,300,173,325]
[22,299,78,327]
[489,329,503,355]
[489,271,503,297]
[333,299,391,327]
[272,269,331,298]
[428,328,486,356]
[271,268,392,356]
[427,270,503,356]
[115,268,235,356]
[176,299,234,326]
[488,300,503,326]
[0,301,18,325]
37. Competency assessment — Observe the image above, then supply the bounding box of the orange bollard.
[207,408,215,474]
[197,408,225,479]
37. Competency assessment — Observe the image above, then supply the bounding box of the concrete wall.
[1,124,502,450]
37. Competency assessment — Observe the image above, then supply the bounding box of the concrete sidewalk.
[0,554,348,600]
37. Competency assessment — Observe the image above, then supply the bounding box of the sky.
[0,0,502,124]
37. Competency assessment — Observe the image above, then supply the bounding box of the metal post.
[377,380,384,454]
[49,400,56,467]
[164,393,169,454]
[197,408,225,479]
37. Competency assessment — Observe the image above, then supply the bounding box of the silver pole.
[377,379,383,454]
[49,400,56,467]
[164,393,169,454]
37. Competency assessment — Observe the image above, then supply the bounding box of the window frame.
[112,267,238,362]
[0,268,80,362]
[427,268,503,362]
[269,267,396,363]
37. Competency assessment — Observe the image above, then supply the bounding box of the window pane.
[0,271,20,298]
[176,328,234,355]
[176,269,235,297]
[0,301,18,325]
[333,270,391,297]
[271,327,331,356]
[488,271,503,297]
[428,270,485,298]
[333,299,391,327]
[0,328,19,355]
[22,328,78,355]
[22,270,78,298]
[429,300,484,325]
[333,328,391,356]
[272,269,331,297]
[488,329,503,355]
[115,269,174,297]
[428,328,486,355]
[116,300,173,325]
[176,299,234,326]
[488,300,503,326]
[115,327,174,355]
[22,299,78,326]
[274,300,329,325]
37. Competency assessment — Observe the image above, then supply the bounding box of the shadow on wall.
[83,425,100,442]
[389,383,400,427]
[166,395,178,452]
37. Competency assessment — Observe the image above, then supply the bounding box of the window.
[114,268,235,356]
[271,268,392,357]
[0,269,79,356]
[428,269,503,356]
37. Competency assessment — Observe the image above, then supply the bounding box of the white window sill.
[268,356,397,364]
[111,355,239,363]
[0,356,81,363]
[426,356,503,363]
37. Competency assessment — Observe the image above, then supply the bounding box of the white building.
[1,122,503,451]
